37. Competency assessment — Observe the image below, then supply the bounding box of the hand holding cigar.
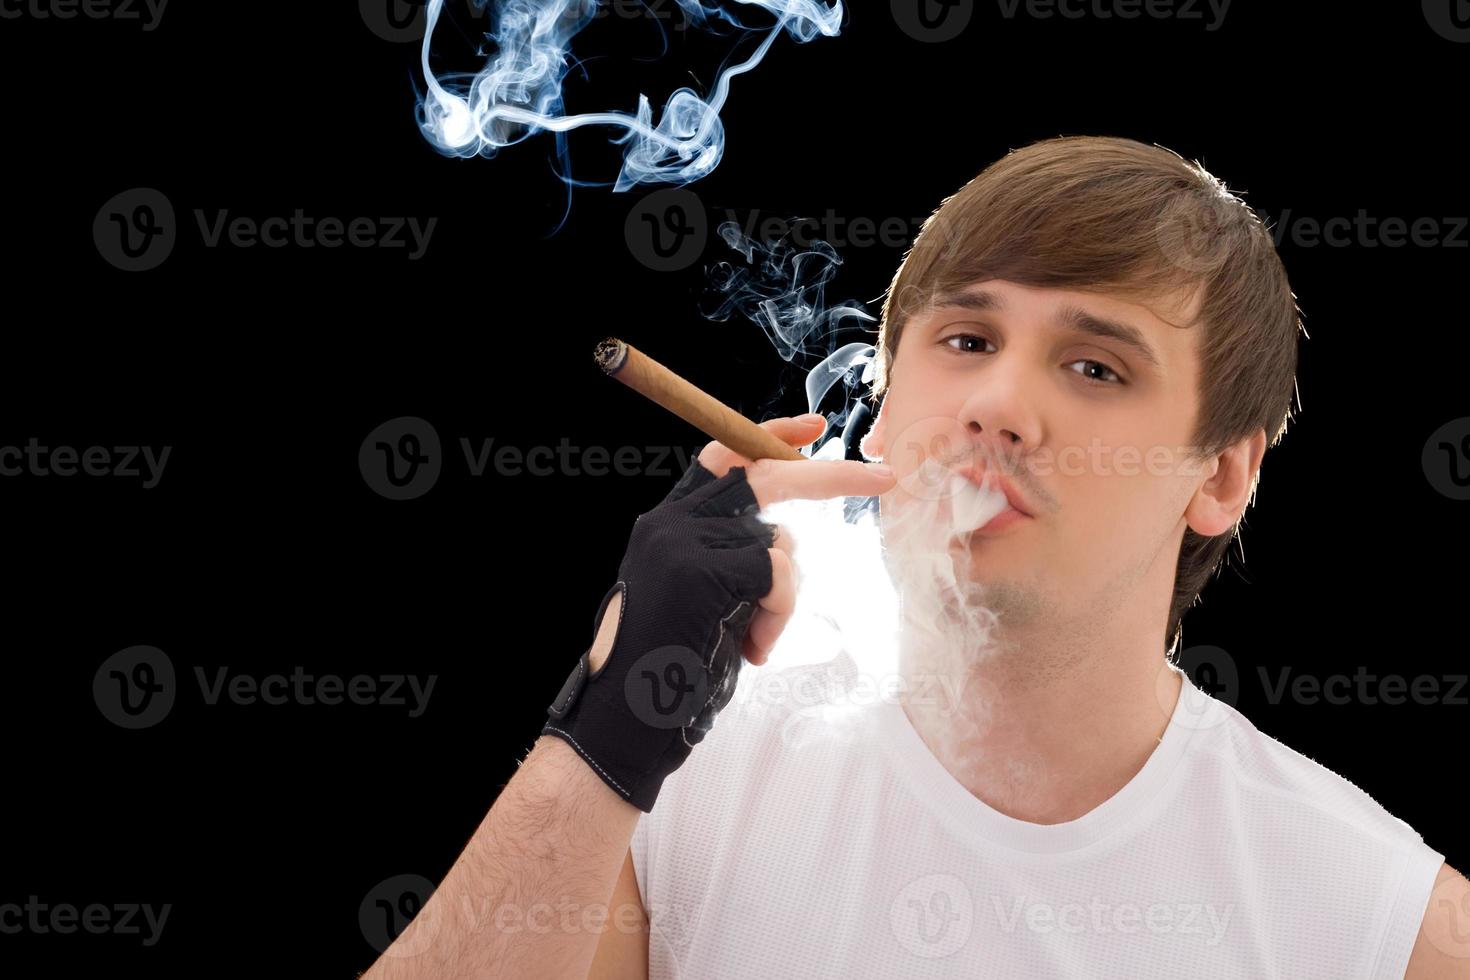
[538,340,897,812]
[591,337,897,665]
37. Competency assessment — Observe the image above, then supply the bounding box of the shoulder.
[1404,862,1470,979]
[1189,690,1432,851]
[1186,690,1452,978]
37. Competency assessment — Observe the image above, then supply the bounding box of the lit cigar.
[594,337,807,463]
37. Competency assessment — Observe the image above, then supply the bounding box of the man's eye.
[941,333,993,354]
[942,333,1125,387]
[1066,360,1124,386]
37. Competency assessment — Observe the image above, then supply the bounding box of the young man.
[361,136,1466,980]
[612,136,1464,979]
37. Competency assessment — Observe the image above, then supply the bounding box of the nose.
[955,375,1038,473]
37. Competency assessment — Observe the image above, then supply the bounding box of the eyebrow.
[927,288,1163,372]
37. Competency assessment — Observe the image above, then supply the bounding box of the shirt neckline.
[873,668,1212,856]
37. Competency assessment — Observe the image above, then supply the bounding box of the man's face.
[861,278,1209,645]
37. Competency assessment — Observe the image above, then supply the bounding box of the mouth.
[969,504,1028,535]
[952,461,1033,520]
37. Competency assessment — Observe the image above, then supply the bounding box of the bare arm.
[1404,862,1470,980]
[361,596,641,980]
[359,418,868,980]
[588,850,651,980]
[359,734,640,980]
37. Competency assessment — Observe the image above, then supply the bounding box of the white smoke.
[414,1,844,192]
[706,223,1015,765]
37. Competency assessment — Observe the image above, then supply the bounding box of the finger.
[698,415,826,477]
[744,604,791,666]
[745,547,795,665]
[743,620,770,666]
[739,456,897,510]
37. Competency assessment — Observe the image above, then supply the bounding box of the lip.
[954,461,1034,521]
[971,504,1027,534]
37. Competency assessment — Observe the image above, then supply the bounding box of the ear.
[1185,427,1267,537]
[858,392,888,462]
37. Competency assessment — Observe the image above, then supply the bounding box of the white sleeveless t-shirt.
[630,654,1443,979]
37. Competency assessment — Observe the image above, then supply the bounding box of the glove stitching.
[681,598,752,750]
[543,725,633,801]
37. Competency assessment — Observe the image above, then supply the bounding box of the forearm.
[361,734,642,980]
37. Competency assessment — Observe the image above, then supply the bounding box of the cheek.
[1050,462,1165,546]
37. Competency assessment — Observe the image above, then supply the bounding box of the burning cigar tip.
[594,337,629,375]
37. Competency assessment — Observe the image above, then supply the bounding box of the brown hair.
[870,135,1303,655]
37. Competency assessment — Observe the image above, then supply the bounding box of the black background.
[1,1,1466,975]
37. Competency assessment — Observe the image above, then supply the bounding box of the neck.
[897,622,1183,825]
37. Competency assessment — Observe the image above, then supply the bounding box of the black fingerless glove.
[541,458,775,812]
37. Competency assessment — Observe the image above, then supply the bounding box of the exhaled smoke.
[876,457,1011,771]
[414,1,843,192]
[706,223,1012,766]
